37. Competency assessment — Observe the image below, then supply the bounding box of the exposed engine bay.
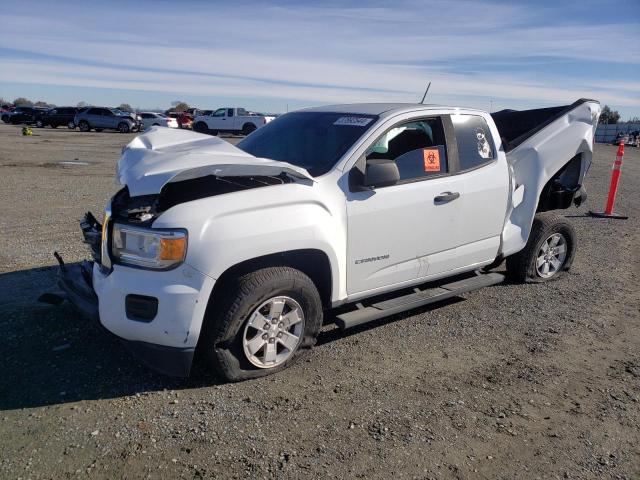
[111,173,294,224]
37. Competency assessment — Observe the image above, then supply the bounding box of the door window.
[212,108,226,117]
[451,114,495,171]
[366,118,447,182]
[87,108,101,115]
[227,108,234,117]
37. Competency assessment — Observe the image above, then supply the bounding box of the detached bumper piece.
[55,253,99,321]
[80,211,102,263]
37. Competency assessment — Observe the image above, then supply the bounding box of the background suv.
[74,107,142,133]
[38,107,79,129]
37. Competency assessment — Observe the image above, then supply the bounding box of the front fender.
[152,183,346,302]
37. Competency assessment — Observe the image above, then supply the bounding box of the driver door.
[207,108,227,130]
[346,116,461,295]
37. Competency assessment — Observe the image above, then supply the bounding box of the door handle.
[434,192,460,204]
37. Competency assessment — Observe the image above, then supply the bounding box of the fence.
[595,123,640,143]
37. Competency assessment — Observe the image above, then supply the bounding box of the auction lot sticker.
[334,117,374,126]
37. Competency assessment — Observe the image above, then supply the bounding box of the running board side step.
[335,272,505,330]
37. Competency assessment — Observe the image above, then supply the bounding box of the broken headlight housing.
[111,224,187,270]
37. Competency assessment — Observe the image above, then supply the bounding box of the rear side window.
[452,114,495,171]
[227,108,234,117]
[87,108,101,115]
[366,118,447,182]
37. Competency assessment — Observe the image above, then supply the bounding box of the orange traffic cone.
[589,142,628,219]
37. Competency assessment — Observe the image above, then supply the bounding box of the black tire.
[193,122,209,134]
[95,129,103,132]
[118,122,130,133]
[1,115,9,123]
[242,123,256,135]
[506,212,576,283]
[68,121,76,129]
[78,121,90,132]
[200,267,323,382]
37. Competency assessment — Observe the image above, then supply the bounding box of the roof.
[299,103,487,117]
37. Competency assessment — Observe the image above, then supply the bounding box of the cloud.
[0,0,638,110]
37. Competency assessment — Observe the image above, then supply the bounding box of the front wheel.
[68,121,76,129]
[193,122,208,134]
[78,121,90,132]
[506,212,576,283]
[200,267,323,381]
[117,122,130,133]
[36,119,44,128]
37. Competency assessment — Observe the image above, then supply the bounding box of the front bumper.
[55,213,215,377]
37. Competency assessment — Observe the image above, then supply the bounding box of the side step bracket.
[335,272,505,330]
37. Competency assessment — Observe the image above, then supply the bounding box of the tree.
[117,103,133,112]
[171,101,189,112]
[34,100,54,108]
[599,105,620,125]
[77,101,88,108]
[13,97,33,107]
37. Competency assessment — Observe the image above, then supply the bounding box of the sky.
[0,0,639,117]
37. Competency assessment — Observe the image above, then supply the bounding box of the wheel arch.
[208,249,333,310]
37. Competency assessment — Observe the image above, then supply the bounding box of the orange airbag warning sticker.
[423,148,441,172]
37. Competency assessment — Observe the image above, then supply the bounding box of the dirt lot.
[0,123,638,479]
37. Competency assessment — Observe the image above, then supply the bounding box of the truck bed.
[497,98,601,258]
[491,99,597,152]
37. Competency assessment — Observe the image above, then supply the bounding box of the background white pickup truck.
[192,107,275,135]
[52,99,601,381]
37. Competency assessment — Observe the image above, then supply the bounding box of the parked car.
[193,107,275,135]
[166,111,193,129]
[2,106,48,125]
[74,107,142,133]
[37,107,79,129]
[0,104,14,118]
[52,100,602,380]
[138,112,179,130]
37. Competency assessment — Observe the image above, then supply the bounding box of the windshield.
[237,112,378,176]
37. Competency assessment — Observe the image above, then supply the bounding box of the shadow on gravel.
[0,264,510,411]
[0,264,220,411]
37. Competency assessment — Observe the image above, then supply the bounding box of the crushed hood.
[118,127,314,196]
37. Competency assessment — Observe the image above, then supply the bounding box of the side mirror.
[364,159,400,188]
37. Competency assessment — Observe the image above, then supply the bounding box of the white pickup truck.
[49,99,600,380]
[192,107,275,136]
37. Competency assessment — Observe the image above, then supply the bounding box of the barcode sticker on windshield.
[334,116,373,127]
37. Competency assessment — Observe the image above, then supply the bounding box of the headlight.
[111,223,187,270]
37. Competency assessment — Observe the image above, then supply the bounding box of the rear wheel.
[242,123,256,135]
[506,212,576,283]
[1,115,9,123]
[200,267,323,381]
[78,121,90,132]
[68,121,76,129]
[117,122,130,133]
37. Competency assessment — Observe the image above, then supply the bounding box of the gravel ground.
[0,123,638,479]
